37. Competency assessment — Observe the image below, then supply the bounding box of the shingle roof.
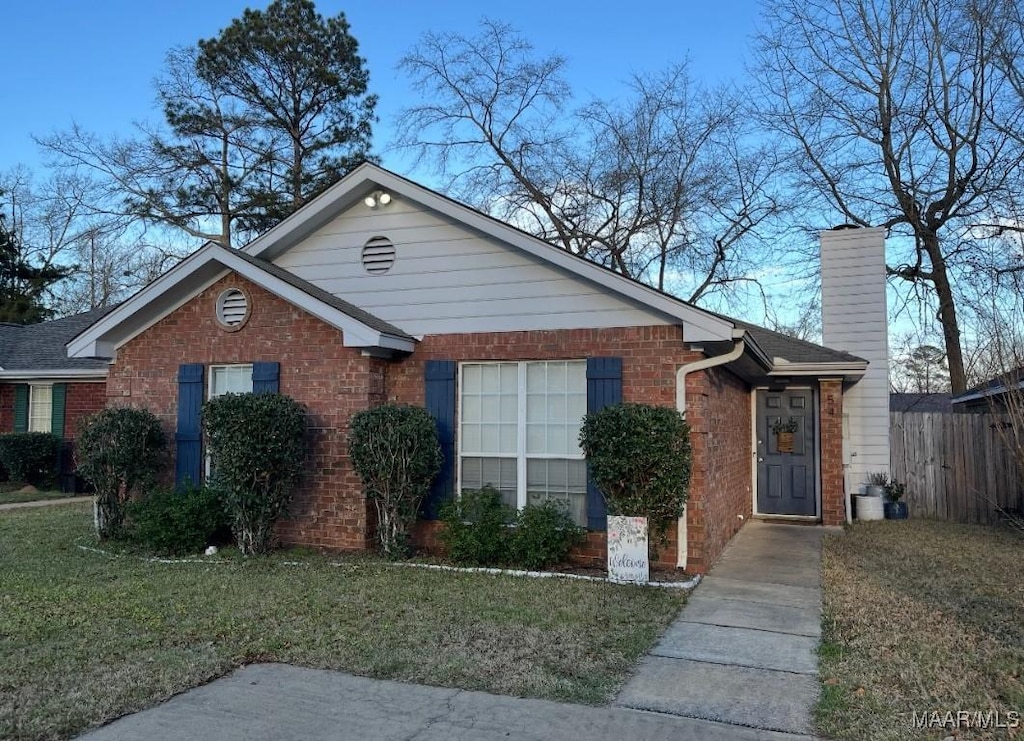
[890,393,953,412]
[0,306,116,372]
[729,320,866,365]
[226,248,415,341]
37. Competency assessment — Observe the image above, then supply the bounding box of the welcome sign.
[607,515,650,583]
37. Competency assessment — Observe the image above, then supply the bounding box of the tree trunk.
[924,235,967,394]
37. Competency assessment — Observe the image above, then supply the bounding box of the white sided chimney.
[820,226,890,495]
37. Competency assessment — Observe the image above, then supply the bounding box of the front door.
[756,389,817,516]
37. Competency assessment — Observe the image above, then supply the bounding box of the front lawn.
[818,519,1024,740]
[0,503,686,741]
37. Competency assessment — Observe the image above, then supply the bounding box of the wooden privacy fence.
[890,412,1023,524]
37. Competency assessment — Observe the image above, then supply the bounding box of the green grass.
[817,519,1024,740]
[0,487,78,505]
[0,503,686,740]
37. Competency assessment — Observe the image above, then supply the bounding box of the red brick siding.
[107,273,378,550]
[684,365,753,573]
[819,379,846,526]
[0,384,14,434]
[64,382,106,440]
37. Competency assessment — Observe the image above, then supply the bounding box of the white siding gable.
[272,197,676,336]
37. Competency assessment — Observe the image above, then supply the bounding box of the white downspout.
[675,338,746,569]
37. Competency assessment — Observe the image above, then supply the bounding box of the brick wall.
[819,378,846,526]
[108,273,377,550]
[0,384,13,434]
[63,382,107,440]
[683,365,753,573]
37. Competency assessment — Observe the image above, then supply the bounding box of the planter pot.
[884,501,908,520]
[866,484,886,497]
[607,515,649,584]
[855,495,885,521]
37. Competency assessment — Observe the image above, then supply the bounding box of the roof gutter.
[0,368,108,380]
[674,338,746,570]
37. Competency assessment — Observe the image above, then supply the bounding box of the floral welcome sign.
[607,515,649,583]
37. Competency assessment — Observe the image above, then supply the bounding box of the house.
[65,164,886,573]
[0,308,113,490]
[952,367,1023,412]
[890,393,953,413]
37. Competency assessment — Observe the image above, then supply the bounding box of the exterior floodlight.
[364,190,393,208]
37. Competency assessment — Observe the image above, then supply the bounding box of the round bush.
[76,407,167,539]
[579,402,692,544]
[439,486,513,566]
[510,501,585,571]
[126,484,230,555]
[349,403,442,558]
[203,392,305,555]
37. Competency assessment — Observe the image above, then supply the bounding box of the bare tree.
[754,0,1024,394]
[396,20,789,305]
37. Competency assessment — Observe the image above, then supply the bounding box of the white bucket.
[855,495,885,521]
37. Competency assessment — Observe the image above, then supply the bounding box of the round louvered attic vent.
[361,236,396,275]
[216,288,249,328]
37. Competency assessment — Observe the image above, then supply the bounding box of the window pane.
[481,394,500,421]
[524,361,586,455]
[461,423,482,453]
[462,395,481,423]
[462,365,481,393]
[526,458,587,527]
[210,365,253,397]
[548,361,567,392]
[461,456,517,510]
[500,393,518,420]
[28,386,52,433]
[500,363,518,393]
[526,362,546,392]
[481,424,500,452]
[526,423,546,454]
[499,424,518,454]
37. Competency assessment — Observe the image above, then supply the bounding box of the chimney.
[820,226,890,494]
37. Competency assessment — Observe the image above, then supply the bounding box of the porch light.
[364,190,393,208]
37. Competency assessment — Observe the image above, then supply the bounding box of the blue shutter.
[175,363,204,489]
[50,383,67,439]
[252,362,280,394]
[422,360,456,519]
[586,357,623,530]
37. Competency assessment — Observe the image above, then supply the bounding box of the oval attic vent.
[361,236,396,274]
[217,288,248,327]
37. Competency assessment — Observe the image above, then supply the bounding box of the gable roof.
[0,307,116,378]
[731,321,866,367]
[243,163,739,344]
[67,243,416,359]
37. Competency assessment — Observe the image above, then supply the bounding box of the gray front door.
[756,389,817,516]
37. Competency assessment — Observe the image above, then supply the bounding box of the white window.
[28,385,52,433]
[459,361,588,526]
[208,364,254,399]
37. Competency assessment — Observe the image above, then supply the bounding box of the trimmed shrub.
[0,432,60,487]
[126,485,229,555]
[439,486,513,566]
[510,501,586,571]
[76,408,167,539]
[203,392,305,556]
[579,402,692,545]
[349,403,442,558]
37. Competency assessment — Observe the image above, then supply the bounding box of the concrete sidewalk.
[0,496,87,511]
[614,520,831,737]
[78,663,809,740]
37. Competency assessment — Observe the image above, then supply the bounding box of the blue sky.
[0,0,762,172]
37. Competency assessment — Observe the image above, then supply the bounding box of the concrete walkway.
[78,663,809,740]
[0,495,86,511]
[614,520,830,737]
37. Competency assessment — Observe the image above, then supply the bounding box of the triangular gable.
[67,243,416,359]
[243,163,738,343]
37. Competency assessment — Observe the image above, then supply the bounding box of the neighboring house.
[0,308,113,490]
[952,367,1024,412]
[66,164,885,573]
[890,393,953,413]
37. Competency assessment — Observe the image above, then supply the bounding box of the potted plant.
[772,418,799,453]
[865,471,888,497]
[855,471,888,521]
[883,480,908,520]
